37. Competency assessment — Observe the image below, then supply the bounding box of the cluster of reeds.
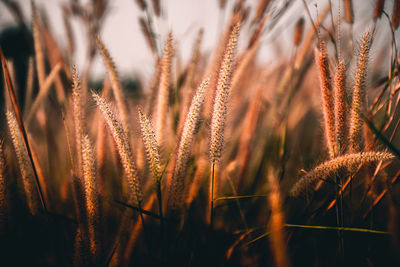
[0,0,400,266]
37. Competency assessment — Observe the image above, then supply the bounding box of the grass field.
[0,0,400,266]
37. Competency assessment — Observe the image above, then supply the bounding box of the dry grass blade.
[290,151,394,196]
[294,17,305,46]
[0,47,47,212]
[268,170,290,267]
[26,63,62,124]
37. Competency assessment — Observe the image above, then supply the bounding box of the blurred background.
[1,0,392,81]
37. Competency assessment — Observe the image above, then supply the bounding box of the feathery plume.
[138,109,161,183]
[290,151,393,196]
[334,61,348,155]
[343,0,354,24]
[72,66,84,175]
[82,135,100,262]
[349,30,371,153]
[96,37,130,136]
[210,23,240,162]
[268,170,290,267]
[7,111,39,215]
[315,41,336,158]
[154,32,173,144]
[169,78,209,210]
[92,92,142,205]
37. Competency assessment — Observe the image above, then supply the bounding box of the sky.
[0,0,393,81]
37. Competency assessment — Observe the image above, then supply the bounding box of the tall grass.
[0,1,400,266]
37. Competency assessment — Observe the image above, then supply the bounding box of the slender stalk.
[210,161,215,228]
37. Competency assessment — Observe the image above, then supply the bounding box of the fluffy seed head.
[290,151,393,196]
[349,30,371,153]
[210,23,240,162]
[92,92,142,205]
[81,135,99,261]
[154,32,173,144]
[138,109,162,183]
[334,61,348,155]
[7,111,39,214]
[169,78,209,210]
[315,41,336,158]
